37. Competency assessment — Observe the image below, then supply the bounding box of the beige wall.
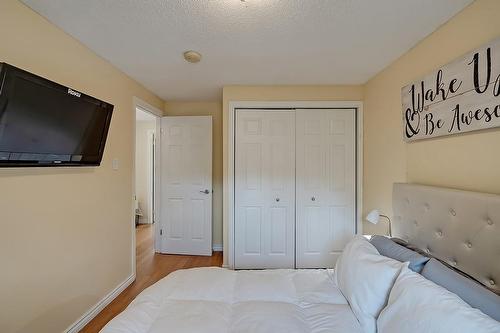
[164,102,223,246]
[222,85,364,265]
[363,0,500,235]
[135,120,156,223]
[0,1,164,332]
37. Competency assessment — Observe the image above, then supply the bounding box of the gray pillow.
[422,258,500,322]
[369,235,429,273]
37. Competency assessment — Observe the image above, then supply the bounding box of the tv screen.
[0,63,113,167]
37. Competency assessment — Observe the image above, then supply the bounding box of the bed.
[101,184,500,333]
[101,268,362,333]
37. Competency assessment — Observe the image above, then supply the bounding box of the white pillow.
[334,236,406,333]
[377,266,500,333]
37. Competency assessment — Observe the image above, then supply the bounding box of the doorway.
[135,107,157,226]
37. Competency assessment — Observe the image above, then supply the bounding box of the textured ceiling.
[22,0,472,101]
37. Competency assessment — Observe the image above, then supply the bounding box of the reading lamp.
[366,209,392,237]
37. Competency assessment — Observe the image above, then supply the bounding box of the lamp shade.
[366,209,381,224]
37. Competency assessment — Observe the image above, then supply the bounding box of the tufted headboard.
[392,183,500,293]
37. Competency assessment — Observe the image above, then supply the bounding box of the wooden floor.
[80,224,223,333]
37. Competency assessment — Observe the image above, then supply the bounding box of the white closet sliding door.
[235,110,295,269]
[295,109,356,268]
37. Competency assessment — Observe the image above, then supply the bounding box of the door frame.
[146,129,156,225]
[226,101,364,269]
[132,97,163,276]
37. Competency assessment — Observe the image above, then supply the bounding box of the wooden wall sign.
[402,37,500,142]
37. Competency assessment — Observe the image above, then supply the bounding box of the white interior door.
[296,109,356,268]
[235,110,295,269]
[160,116,212,256]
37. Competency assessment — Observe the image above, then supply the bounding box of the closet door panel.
[329,206,351,252]
[327,112,356,254]
[296,109,356,268]
[235,110,295,269]
[243,143,263,191]
[304,205,326,253]
[269,206,287,254]
[243,207,262,254]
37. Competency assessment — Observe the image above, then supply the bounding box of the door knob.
[275,198,280,202]
[200,189,210,194]
[311,196,316,201]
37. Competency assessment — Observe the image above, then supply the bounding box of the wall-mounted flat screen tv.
[0,63,113,167]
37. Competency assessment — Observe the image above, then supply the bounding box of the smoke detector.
[183,50,202,63]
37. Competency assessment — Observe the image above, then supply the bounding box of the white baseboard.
[212,244,223,252]
[65,273,135,333]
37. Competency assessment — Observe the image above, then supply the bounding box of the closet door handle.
[311,196,316,202]
[275,198,280,202]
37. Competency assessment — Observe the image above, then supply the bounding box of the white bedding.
[101,267,362,333]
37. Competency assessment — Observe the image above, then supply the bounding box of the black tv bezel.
[0,63,114,167]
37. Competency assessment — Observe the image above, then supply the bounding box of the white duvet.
[101,267,362,333]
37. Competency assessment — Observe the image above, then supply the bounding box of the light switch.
[112,158,119,170]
